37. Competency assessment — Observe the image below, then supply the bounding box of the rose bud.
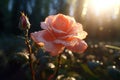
[19,12,30,30]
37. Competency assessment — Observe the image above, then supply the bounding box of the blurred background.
[1,0,120,40]
[0,0,120,80]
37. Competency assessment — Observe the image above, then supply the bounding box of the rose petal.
[48,44,64,56]
[67,23,88,39]
[52,14,70,32]
[51,15,76,38]
[41,22,49,30]
[41,15,54,30]
[76,31,88,39]
[54,37,78,46]
[31,30,64,56]
[52,15,75,34]
[67,23,82,34]
[66,40,87,53]
[45,15,54,24]
[52,26,67,34]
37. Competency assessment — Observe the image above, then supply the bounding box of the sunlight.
[90,0,120,15]
[91,0,118,9]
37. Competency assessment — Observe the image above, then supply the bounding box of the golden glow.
[91,0,119,9]
[89,0,120,15]
[81,1,88,17]
[67,0,120,18]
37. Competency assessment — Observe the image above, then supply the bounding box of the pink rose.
[31,14,88,56]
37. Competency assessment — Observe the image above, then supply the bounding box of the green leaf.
[105,45,120,50]
[80,64,96,77]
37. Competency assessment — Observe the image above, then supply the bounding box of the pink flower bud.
[19,12,30,30]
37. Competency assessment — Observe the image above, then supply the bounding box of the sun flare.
[91,0,119,9]
[88,0,120,15]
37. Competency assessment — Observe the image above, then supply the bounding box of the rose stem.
[25,29,35,80]
[54,53,62,79]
